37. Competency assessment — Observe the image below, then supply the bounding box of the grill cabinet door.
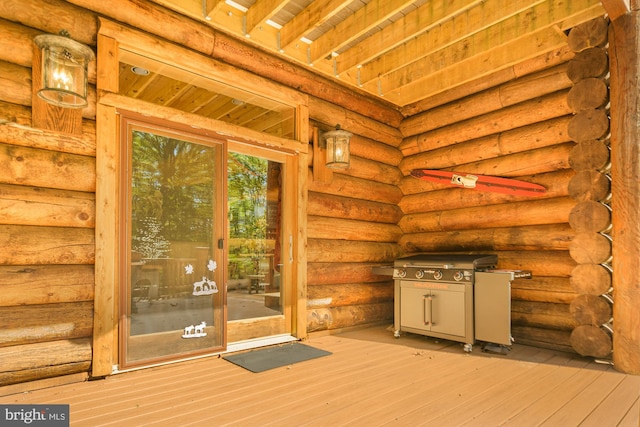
[400,284,431,331]
[430,288,466,337]
[399,281,467,338]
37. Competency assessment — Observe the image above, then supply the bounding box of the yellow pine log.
[309,191,402,224]
[0,302,93,347]
[307,283,393,308]
[0,338,92,387]
[308,171,403,205]
[399,197,576,233]
[512,300,578,330]
[0,142,95,193]
[400,116,572,173]
[307,262,391,286]
[0,224,94,265]
[0,183,94,228]
[308,239,402,263]
[0,264,94,307]
[400,91,571,155]
[399,223,574,253]
[400,64,572,137]
[308,215,402,243]
[307,303,393,332]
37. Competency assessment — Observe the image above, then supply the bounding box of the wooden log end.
[570,324,612,358]
[567,48,609,83]
[568,170,611,202]
[569,140,611,172]
[570,263,611,295]
[568,109,610,142]
[569,294,612,325]
[567,17,609,53]
[569,232,612,264]
[568,200,611,233]
[567,78,609,113]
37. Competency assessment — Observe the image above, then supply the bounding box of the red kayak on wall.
[410,169,547,197]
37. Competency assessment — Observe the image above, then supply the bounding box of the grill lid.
[394,253,497,270]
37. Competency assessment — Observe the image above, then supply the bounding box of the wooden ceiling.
[119,59,296,138]
[149,0,606,110]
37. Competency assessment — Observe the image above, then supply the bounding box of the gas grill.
[374,253,526,352]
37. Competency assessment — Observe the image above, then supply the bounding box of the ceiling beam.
[246,0,289,36]
[279,0,353,50]
[204,0,227,19]
[335,0,486,73]
[346,0,545,84]
[377,3,606,105]
[308,0,417,64]
[382,27,568,105]
[359,0,604,99]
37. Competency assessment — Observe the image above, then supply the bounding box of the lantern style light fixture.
[322,124,352,169]
[34,30,94,109]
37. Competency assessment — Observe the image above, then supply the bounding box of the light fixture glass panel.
[34,34,94,108]
[324,127,351,169]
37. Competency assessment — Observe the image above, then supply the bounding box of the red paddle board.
[411,169,547,197]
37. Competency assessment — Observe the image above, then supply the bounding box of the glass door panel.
[227,148,288,343]
[120,116,226,369]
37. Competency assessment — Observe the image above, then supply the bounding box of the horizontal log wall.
[0,0,622,387]
[306,114,403,332]
[0,8,96,385]
[396,24,613,352]
[0,0,405,387]
[0,52,95,391]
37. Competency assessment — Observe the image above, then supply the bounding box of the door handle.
[423,295,433,326]
[289,234,293,263]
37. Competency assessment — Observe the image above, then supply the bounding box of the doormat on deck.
[223,342,331,373]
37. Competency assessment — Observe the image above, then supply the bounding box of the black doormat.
[223,342,331,373]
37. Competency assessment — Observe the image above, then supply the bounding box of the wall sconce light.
[321,124,352,169]
[34,30,94,109]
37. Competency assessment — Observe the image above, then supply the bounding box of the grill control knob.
[394,268,406,278]
[453,271,464,281]
[415,269,424,279]
[433,270,443,280]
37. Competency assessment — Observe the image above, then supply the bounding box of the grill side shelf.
[486,269,532,279]
[371,266,395,276]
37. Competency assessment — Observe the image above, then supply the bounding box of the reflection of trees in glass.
[131,131,216,256]
[132,217,170,259]
[228,153,267,242]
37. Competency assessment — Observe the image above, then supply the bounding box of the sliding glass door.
[120,115,226,369]
[226,143,291,343]
[118,114,295,369]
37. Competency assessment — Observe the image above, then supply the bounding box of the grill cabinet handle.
[423,294,433,326]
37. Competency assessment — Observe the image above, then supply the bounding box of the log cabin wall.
[397,17,612,355]
[0,0,631,389]
[0,12,96,387]
[306,107,404,332]
[0,0,405,389]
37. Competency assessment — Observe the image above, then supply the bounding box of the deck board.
[1,325,638,426]
[438,355,592,426]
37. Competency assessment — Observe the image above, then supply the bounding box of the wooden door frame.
[93,20,308,377]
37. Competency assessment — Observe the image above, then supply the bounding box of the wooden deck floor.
[1,325,639,426]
